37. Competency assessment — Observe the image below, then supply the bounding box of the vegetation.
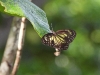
[0,0,100,75]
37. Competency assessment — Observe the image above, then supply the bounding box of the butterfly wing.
[42,33,55,47]
[42,33,68,50]
[42,29,76,51]
[56,29,76,43]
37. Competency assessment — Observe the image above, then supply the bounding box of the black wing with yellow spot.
[42,29,76,51]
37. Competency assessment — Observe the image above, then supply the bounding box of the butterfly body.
[42,29,76,51]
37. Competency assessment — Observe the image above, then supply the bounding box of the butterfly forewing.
[42,29,76,51]
[42,33,55,47]
[56,30,76,43]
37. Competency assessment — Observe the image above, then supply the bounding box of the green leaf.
[17,0,51,37]
[0,0,24,16]
[0,0,51,37]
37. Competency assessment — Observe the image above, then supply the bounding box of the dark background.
[0,0,100,75]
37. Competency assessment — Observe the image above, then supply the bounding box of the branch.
[11,17,26,75]
[0,17,26,75]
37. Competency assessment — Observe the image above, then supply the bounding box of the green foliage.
[0,0,51,37]
[20,0,100,75]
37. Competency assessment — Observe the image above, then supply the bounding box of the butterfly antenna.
[50,23,53,31]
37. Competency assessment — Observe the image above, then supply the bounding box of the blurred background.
[0,0,100,75]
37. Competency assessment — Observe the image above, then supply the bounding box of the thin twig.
[11,17,26,75]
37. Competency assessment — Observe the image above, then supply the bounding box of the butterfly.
[42,29,76,55]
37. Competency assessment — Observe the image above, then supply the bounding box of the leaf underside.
[0,0,51,37]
